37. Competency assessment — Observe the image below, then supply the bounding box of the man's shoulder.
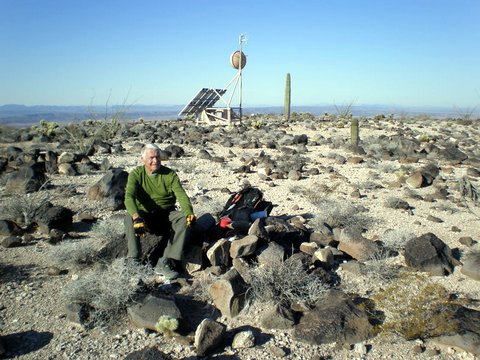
[129,166,145,176]
[159,165,177,176]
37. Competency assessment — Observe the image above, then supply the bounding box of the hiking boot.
[154,257,179,280]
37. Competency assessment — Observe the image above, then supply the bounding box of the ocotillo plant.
[284,73,291,120]
[351,118,359,146]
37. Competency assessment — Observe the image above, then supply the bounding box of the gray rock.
[87,168,128,210]
[127,294,181,332]
[461,252,480,281]
[5,163,46,194]
[229,235,259,258]
[194,318,226,356]
[124,346,176,360]
[208,268,248,318]
[261,303,296,330]
[293,289,373,345]
[35,204,73,234]
[232,330,255,349]
[0,219,24,236]
[206,239,231,267]
[338,227,381,262]
[404,233,457,276]
[1,236,23,248]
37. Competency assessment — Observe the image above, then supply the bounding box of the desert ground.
[0,113,479,359]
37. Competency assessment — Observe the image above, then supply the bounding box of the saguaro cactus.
[351,118,359,146]
[284,73,291,120]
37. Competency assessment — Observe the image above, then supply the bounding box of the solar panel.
[178,88,227,117]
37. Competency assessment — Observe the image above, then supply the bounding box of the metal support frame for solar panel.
[178,87,238,124]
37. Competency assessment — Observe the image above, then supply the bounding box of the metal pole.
[239,34,244,121]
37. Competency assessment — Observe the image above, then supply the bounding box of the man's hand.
[133,217,147,236]
[186,214,196,227]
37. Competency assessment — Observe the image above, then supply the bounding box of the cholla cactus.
[155,315,179,337]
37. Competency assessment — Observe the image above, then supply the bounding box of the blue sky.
[1,0,479,110]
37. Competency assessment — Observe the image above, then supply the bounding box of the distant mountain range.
[0,104,460,127]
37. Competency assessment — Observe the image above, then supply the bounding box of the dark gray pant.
[125,210,188,261]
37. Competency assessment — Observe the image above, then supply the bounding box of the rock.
[427,215,444,223]
[268,345,287,357]
[313,248,335,269]
[459,237,476,247]
[206,239,231,267]
[0,219,24,236]
[87,168,128,210]
[260,303,296,330]
[339,261,366,275]
[184,245,203,274]
[288,170,302,181]
[1,236,23,248]
[58,151,77,164]
[197,149,212,160]
[256,241,285,266]
[65,302,89,325]
[208,268,248,318]
[338,227,381,262]
[35,204,73,234]
[299,242,319,255]
[460,252,480,281]
[124,347,177,360]
[58,163,78,176]
[430,306,480,356]
[229,235,259,258]
[194,318,226,356]
[5,163,46,193]
[406,172,425,188]
[248,218,269,242]
[232,330,255,349]
[127,295,182,332]
[404,233,457,276]
[293,289,373,345]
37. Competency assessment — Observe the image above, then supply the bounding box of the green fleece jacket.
[124,165,194,216]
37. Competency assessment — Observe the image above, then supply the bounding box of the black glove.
[133,217,147,236]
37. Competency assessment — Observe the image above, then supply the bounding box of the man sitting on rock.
[124,143,195,280]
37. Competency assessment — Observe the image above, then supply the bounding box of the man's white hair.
[141,143,160,159]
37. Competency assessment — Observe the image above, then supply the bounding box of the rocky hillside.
[0,114,479,359]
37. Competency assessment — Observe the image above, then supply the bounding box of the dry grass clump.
[0,187,51,225]
[372,272,462,340]
[381,228,416,252]
[309,197,373,229]
[91,216,125,241]
[48,238,101,269]
[61,258,153,328]
[247,256,329,307]
[363,249,403,283]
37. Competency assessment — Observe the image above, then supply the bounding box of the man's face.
[143,148,161,174]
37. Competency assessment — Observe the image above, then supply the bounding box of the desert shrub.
[48,238,101,269]
[61,258,153,328]
[381,229,416,252]
[62,124,95,155]
[363,249,403,282]
[372,272,462,340]
[0,184,51,225]
[247,256,329,307]
[307,195,373,229]
[91,216,125,241]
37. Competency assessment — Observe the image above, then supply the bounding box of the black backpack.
[219,187,272,222]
